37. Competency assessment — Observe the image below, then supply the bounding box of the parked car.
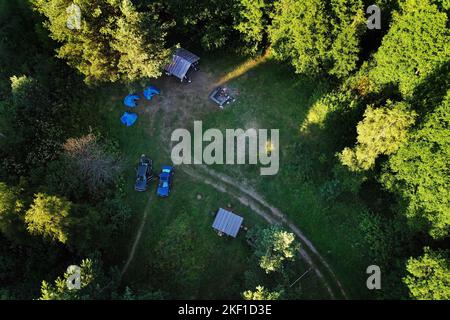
[157,166,174,197]
[135,155,154,192]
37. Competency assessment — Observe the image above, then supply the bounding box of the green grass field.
[199,57,375,299]
[94,53,376,299]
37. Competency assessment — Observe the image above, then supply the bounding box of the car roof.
[138,163,148,176]
[157,184,169,195]
[159,172,170,179]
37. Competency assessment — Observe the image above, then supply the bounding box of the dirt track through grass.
[120,66,348,299]
[120,195,153,277]
[182,165,348,299]
[198,166,349,299]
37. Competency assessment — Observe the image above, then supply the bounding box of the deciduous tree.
[243,285,281,300]
[339,102,416,171]
[62,133,122,197]
[249,225,299,273]
[404,247,450,300]
[39,258,115,300]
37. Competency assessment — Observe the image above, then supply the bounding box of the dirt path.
[121,65,348,299]
[182,165,347,299]
[197,166,348,299]
[120,195,153,277]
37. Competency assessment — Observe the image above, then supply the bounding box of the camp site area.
[102,52,379,300]
[1,0,448,302]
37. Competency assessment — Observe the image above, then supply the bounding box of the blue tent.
[143,86,160,100]
[120,112,138,127]
[124,94,140,108]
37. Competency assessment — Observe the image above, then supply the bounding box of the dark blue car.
[134,155,154,192]
[157,166,174,197]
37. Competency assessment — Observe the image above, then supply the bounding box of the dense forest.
[0,0,449,300]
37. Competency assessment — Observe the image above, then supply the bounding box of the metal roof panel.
[212,208,244,238]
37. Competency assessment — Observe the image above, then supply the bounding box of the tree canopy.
[0,183,24,240]
[243,285,282,300]
[0,0,449,301]
[235,0,270,54]
[339,102,416,171]
[249,225,299,273]
[381,93,450,239]
[39,258,115,300]
[25,193,72,244]
[404,248,450,300]
[370,0,450,97]
[269,0,365,78]
[32,0,169,83]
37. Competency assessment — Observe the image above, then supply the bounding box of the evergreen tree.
[381,93,450,238]
[269,0,331,76]
[235,0,271,54]
[162,0,237,50]
[370,0,450,97]
[0,182,24,240]
[32,0,169,83]
[25,193,72,244]
[269,0,365,77]
[329,0,366,77]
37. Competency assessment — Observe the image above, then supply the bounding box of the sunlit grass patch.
[300,100,331,133]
